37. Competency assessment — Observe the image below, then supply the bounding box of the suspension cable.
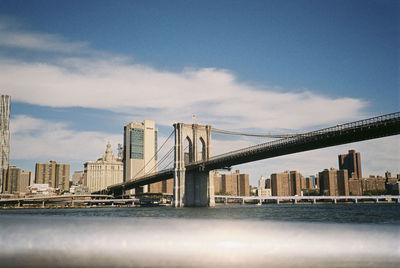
[211,128,298,139]
[147,146,174,174]
[160,143,190,170]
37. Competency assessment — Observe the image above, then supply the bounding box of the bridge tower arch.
[173,123,215,207]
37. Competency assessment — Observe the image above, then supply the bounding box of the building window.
[130,128,144,159]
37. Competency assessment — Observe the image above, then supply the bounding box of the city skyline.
[0,0,399,185]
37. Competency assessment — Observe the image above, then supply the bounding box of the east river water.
[0,204,399,267]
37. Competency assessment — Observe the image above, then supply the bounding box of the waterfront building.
[271,171,302,196]
[217,170,250,196]
[84,142,123,193]
[348,175,386,195]
[0,95,10,193]
[35,161,70,192]
[1,166,32,195]
[318,168,349,196]
[362,176,386,193]
[338,150,362,179]
[123,120,158,194]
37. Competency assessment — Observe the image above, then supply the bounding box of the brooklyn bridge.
[95,112,400,207]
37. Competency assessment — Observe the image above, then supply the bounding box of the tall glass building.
[123,120,158,194]
[0,95,10,193]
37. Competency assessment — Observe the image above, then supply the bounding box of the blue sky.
[0,0,399,184]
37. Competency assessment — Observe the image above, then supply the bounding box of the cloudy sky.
[1,0,399,185]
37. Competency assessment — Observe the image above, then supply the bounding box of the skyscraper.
[123,120,158,194]
[0,95,10,193]
[338,150,362,179]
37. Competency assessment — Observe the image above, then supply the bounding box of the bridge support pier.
[173,169,215,207]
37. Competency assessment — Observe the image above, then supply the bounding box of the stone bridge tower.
[173,123,215,207]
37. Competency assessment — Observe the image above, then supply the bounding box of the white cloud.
[0,20,369,132]
[0,21,89,53]
[10,115,121,163]
[0,57,368,132]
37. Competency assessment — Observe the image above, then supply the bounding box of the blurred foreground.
[0,213,399,267]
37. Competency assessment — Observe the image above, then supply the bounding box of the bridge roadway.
[102,112,400,195]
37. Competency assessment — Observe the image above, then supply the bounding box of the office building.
[2,166,32,195]
[271,171,302,196]
[318,168,349,196]
[35,160,70,192]
[84,142,123,193]
[338,150,362,179]
[0,95,10,192]
[123,120,158,194]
